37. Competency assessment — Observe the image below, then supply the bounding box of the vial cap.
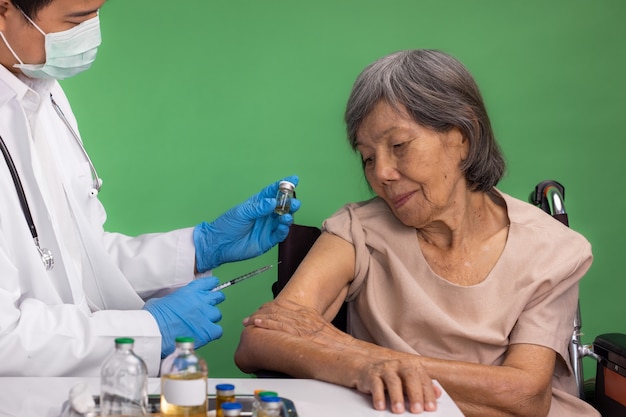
[258,391,278,398]
[114,337,134,344]
[260,395,281,403]
[175,336,194,343]
[216,383,235,391]
[278,181,295,191]
[174,336,195,349]
[221,402,243,410]
[260,396,282,409]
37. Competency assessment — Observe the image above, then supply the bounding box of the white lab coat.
[0,66,197,377]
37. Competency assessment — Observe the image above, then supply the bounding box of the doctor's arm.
[234,233,555,417]
[101,176,301,296]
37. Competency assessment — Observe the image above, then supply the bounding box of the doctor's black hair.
[344,49,506,192]
[10,0,53,19]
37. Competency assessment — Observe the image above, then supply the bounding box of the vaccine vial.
[256,396,283,417]
[274,181,295,215]
[251,391,278,417]
[215,383,236,417]
[221,402,243,417]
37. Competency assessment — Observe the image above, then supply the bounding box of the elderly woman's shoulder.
[331,197,394,219]
[323,197,412,247]
[500,191,590,245]
[324,197,401,231]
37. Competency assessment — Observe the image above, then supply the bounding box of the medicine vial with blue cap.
[274,181,295,215]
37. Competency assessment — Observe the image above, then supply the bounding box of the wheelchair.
[530,180,626,416]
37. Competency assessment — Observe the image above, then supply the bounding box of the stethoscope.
[0,93,102,271]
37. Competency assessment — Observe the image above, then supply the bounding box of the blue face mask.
[0,8,101,80]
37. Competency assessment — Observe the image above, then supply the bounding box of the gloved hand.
[143,277,225,357]
[194,175,301,273]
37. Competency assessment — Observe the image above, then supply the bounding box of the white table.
[0,377,465,417]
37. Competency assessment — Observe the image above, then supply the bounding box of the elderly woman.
[234,49,599,417]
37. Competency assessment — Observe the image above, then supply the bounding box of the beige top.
[323,190,599,416]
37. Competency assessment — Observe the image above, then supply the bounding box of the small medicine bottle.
[274,181,295,215]
[160,337,208,417]
[257,396,283,417]
[100,337,148,417]
[215,383,236,417]
[220,402,243,417]
[251,391,278,417]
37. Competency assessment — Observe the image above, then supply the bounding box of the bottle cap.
[175,336,194,343]
[260,395,281,402]
[221,402,243,410]
[114,337,135,349]
[260,395,282,409]
[278,180,295,191]
[173,336,195,350]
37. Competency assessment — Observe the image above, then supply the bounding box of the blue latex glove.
[143,277,225,357]
[194,175,302,273]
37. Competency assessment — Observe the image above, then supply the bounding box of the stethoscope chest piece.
[35,237,54,270]
[0,93,103,271]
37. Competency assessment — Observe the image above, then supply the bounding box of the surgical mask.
[0,8,101,80]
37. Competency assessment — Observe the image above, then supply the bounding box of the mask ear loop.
[0,31,26,65]
[14,3,47,36]
[0,3,47,67]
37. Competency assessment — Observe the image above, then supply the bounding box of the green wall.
[61,1,626,379]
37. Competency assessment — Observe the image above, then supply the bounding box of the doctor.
[0,0,300,376]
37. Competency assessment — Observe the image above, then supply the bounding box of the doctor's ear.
[0,0,13,30]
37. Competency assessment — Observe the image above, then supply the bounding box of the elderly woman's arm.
[234,232,554,417]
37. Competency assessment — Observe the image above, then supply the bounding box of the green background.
[61,0,626,380]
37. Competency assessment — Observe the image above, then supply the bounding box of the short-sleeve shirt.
[322,190,599,416]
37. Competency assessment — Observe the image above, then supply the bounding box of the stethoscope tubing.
[0,93,101,270]
[0,133,38,240]
[0,131,54,269]
[50,93,102,193]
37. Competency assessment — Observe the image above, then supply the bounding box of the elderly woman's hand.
[242,298,351,345]
[243,298,442,414]
[353,354,442,414]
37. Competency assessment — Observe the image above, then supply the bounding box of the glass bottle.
[256,396,283,417]
[220,402,243,417]
[215,383,235,417]
[274,181,295,215]
[100,337,148,417]
[250,390,278,416]
[160,337,208,417]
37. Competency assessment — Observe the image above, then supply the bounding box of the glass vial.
[215,383,235,417]
[160,337,208,417]
[274,181,295,215]
[256,396,283,417]
[220,402,243,417]
[251,390,278,416]
[100,337,148,417]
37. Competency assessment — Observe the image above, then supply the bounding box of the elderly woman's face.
[355,101,469,228]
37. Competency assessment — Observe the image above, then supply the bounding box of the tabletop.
[0,377,465,417]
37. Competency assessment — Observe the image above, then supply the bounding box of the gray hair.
[345,49,505,192]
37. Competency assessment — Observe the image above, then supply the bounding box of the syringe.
[210,263,278,292]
